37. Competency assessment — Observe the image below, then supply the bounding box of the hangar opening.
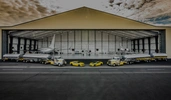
[2,29,165,58]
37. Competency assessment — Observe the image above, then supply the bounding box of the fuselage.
[39,48,54,53]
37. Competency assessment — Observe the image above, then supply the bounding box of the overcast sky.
[0,0,170,26]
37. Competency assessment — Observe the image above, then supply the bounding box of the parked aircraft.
[39,34,55,53]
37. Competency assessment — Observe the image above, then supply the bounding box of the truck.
[107,57,125,67]
[53,56,67,66]
[2,54,23,62]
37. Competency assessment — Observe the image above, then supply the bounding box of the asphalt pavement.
[0,61,171,100]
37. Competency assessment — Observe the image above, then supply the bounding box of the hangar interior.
[2,29,165,57]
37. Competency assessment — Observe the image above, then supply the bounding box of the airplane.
[22,54,51,62]
[39,34,56,53]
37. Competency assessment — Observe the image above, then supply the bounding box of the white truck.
[53,56,67,66]
[107,57,125,67]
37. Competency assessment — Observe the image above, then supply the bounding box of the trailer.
[151,53,167,61]
[2,54,23,62]
[122,55,136,64]
[122,54,156,64]
[23,54,51,63]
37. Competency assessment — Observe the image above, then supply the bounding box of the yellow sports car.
[89,61,103,67]
[70,61,85,67]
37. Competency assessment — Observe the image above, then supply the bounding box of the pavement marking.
[1,65,171,69]
[2,69,23,70]
[0,72,171,74]
[147,69,165,71]
[50,69,70,71]
[99,69,118,71]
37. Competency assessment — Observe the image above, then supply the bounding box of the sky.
[0,0,171,26]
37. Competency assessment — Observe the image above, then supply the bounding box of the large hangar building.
[0,7,171,60]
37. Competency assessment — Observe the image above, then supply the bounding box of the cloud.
[0,0,170,26]
[0,0,57,26]
[106,0,171,26]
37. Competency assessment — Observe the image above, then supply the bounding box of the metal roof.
[9,30,159,40]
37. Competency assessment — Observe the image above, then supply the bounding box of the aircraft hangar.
[0,7,171,60]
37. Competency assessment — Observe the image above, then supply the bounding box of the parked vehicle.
[3,54,23,62]
[151,53,167,61]
[70,61,85,67]
[89,61,103,67]
[53,57,67,66]
[23,54,51,63]
[107,57,124,67]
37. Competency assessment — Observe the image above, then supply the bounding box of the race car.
[89,61,103,67]
[70,61,85,67]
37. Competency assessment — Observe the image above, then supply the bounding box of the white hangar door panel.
[82,30,88,52]
[102,33,108,54]
[20,39,24,54]
[42,38,48,48]
[26,39,30,52]
[38,40,43,49]
[127,40,132,51]
[135,40,138,53]
[75,31,81,53]
[89,31,95,53]
[55,34,60,53]
[139,39,143,53]
[122,38,127,49]
[144,38,149,53]
[102,33,109,54]
[68,32,74,54]
[150,37,156,53]
[109,35,115,53]
[116,36,121,52]
[61,33,67,54]
[12,38,18,53]
[95,32,102,54]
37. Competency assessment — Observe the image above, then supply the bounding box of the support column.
[108,34,109,53]
[81,30,82,51]
[24,38,27,53]
[137,39,140,53]
[74,30,75,50]
[88,30,89,51]
[94,30,96,53]
[36,40,38,51]
[67,32,69,54]
[60,34,62,53]
[142,38,145,53]
[29,40,32,52]
[148,37,151,54]
[9,36,13,53]
[101,32,103,53]
[133,39,136,52]
[33,40,36,51]
[47,37,48,47]
[115,35,116,52]
[17,37,21,54]
[2,31,8,55]
[155,36,159,53]
[160,31,166,53]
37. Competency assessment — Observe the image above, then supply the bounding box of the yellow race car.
[89,61,103,67]
[70,61,85,67]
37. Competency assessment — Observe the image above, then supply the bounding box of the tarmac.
[0,60,171,100]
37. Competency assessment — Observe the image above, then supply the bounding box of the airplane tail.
[49,34,55,49]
